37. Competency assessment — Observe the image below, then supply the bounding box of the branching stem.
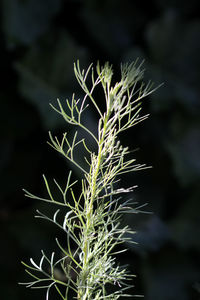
[20,60,157,300]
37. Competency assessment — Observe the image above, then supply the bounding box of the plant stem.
[21,61,156,300]
[77,105,110,299]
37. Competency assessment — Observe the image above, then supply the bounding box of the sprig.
[21,60,157,300]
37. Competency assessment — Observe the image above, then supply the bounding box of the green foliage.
[20,61,155,299]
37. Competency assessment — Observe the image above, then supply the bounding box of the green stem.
[78,107,110,300]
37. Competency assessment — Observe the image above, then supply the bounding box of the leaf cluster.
[20,61,156,299]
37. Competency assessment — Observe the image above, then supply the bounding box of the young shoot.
[20,60,157,300]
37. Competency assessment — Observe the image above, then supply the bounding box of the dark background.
[1,0,200,299]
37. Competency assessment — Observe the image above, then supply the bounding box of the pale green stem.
[77,98,111,300]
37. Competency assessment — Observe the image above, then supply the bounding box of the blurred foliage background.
[1,0,200,299]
